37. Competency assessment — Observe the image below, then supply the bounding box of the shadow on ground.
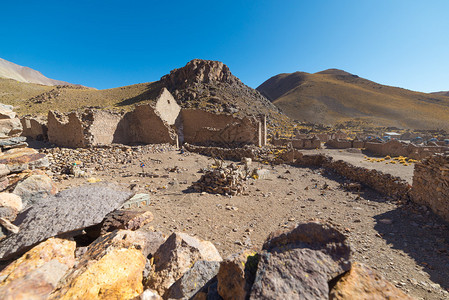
[374,205,449,291]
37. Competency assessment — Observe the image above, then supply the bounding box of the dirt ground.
[49,145,448,300]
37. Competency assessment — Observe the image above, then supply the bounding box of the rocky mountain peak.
[161,59,237,90]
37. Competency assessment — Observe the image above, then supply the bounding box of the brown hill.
[257,69,449,130]
[1,59,282,123]
[431,91,449,97]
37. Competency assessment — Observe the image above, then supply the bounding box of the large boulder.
[0,237,76,299]
[49,230,149,300]
[0,183,133,260]
[329,262,415,299]
[249,222,352,300]
[146,232,222,296]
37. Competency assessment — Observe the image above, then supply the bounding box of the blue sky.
[1,0,448,92]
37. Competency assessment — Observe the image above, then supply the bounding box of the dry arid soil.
[40,143,449,300]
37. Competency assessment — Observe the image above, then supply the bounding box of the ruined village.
[0,59,448,300]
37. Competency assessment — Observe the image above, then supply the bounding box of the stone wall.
[85,110,123,145]
[183,143,257,161]
[154,88,181,125]
[326,139,353,149]
[411,154,449,222]
[325,138,448,160]
[325,160,411,199]
[47,106,177,148]
[272,137,321,149]
[181,109,259,147]
[114,105,177,145]
[20,116,48,141]
[47,111,86,148]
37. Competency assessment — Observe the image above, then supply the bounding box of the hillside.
[431,91,449,97]
[257,69,449,130]
[0,57,76,86]
[0,59,282,123]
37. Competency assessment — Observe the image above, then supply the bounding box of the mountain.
[257,69,449,130]
[0,57,75,86]
[0,59,282,122]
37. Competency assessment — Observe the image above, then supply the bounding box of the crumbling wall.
[20,117,47,141]
[154,88,181,125]
[326,139,352,149]
[181,109,258,147]
[114,105,177,145]
[20,116,48,141]
[272,137,321,149]
[411,154,449,222]
[84,110,123,146]
[47,111,85,148]
[365,140,408,157]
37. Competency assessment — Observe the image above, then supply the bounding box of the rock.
[165,260,221,299]
[88,229,165,258]
[0,238,76,299]
[329,262,415,299]
[121,193,151,209]
[0,178,8,193]
[0,192,22,213]
[0,207,18,222]
[254,168,269,179]
[250,222,351,299]
[0,183,133,261]
[50,245,145,299]
[0,164,10,178]
[0,148,49,173]
[12,172,58,207]
[217,250,259,300]
[0,136,27,150]
[140,289,163,300]
[100,208,154,235]
[0,218,19,234]
[0,104,16,119]
[0,118,22,139]
[146,232,222,296]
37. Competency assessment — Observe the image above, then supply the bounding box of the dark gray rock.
[250,222,351,300]
[165,260,221,299]
[0,207,17,222]
[0,136,27,150]
[0,183,133,260]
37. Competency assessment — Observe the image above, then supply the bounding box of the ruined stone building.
[23,88,267,149]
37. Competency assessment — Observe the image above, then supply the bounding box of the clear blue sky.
[1,0,448,92]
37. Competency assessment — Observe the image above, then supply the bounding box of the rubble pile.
[192,162,248,196]
[40,144,176,181]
